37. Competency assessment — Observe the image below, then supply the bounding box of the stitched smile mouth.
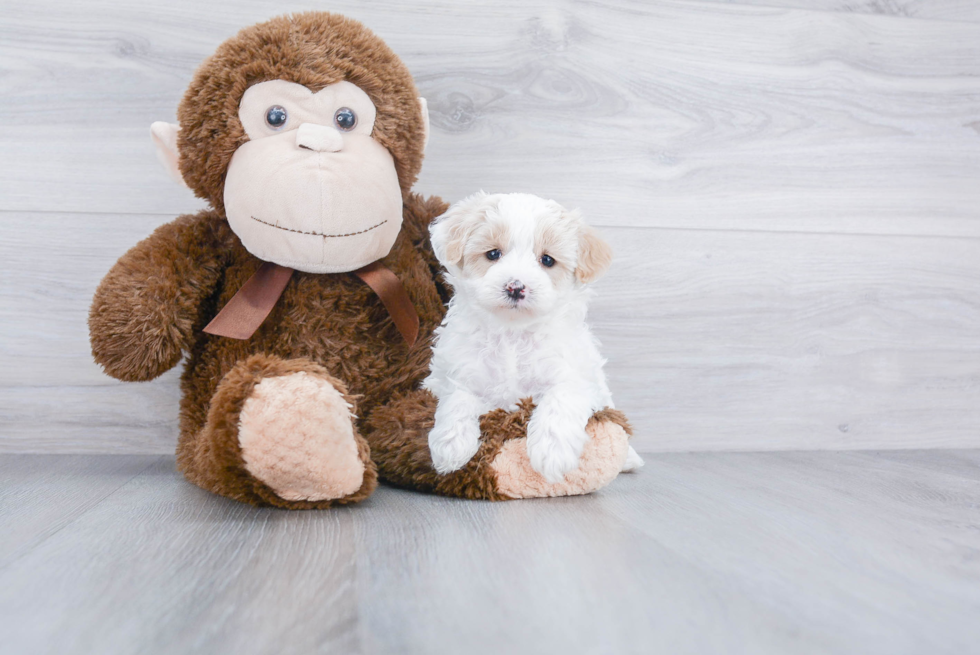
[251,216,388,238]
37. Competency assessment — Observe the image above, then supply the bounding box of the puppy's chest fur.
[472,329,558,406]
[427,317,572,409]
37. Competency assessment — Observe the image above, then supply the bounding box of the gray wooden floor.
[1,450,978,655]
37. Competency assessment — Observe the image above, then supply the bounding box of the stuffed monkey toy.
[89,12,633,508]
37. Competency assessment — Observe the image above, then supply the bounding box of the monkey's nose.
[505,281,526,301]
[296,123,343,153]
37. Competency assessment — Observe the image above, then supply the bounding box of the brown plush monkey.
[89,12,633,509]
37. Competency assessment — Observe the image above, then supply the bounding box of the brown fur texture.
[177,12,427,213]
[91,189,446,508]
[366,392,633,501]
[89,13,631,508]
[179,353,377,509]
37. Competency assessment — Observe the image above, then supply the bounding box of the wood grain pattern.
[0,458,363,655]
[0,454,160,569]
[714,0,980,23]
[2,0,980,454]
[598,226,980,451]
[0,0,978,235]
[3,212,978,453]
[0,451,977,654]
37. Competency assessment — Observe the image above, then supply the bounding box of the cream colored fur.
[149,122,187,188]
[149,81,433,275]
[225,80,402,273]
[238,372,364,501]
[492,419,630,499]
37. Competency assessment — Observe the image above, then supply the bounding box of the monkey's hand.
[88,210,227,382]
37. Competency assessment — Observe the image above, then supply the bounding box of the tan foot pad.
[491,418,630,499]
[238,372,365,502]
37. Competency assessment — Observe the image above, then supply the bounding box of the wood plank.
[0,451,977,654]
[353,476,791,653]
[0,454,160,569]
[598,226,980,451]
[596,449,980,654]
[0,458,363,655]
[0,212,179,453]
[712,0,980,23]
[3,213,979,453]
[0,377,181,454]
[0,0,978,236]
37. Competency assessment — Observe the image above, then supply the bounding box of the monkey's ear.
[419,98,430,152]
[150,121,189,188]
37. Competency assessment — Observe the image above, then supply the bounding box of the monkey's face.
[223,80,404,273]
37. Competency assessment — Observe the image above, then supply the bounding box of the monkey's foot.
[363,391,632,500]
[491,412,631,499]
[177,354,376,509]
[239,371,366,502]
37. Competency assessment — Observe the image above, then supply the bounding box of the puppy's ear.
[575,224,613,283]
[430,191,491,269]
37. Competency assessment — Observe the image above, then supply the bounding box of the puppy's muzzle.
[505,280,526,301]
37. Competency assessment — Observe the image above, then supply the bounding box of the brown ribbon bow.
[203,260,419,346]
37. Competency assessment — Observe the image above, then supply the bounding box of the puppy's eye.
[265,105,288,129]
[540,254,556,267]
[486,249,502,261]
[334,107,357,131]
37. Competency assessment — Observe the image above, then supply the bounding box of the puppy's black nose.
[505,281,526,300]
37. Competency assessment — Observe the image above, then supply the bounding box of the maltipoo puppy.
[424,192,643,482]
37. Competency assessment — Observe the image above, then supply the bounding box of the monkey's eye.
[486,249,502,261]
[334,107,357,131]
[540,254,556,267]
[265,105,288,129]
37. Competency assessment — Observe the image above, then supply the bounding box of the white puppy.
[424,192,643,482]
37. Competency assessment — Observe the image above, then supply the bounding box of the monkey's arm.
[89,210,228,382]
[401,192,451,301]
[401,192,448,242]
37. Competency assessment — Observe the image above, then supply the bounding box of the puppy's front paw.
[526,417,589,484]
[428,418,481,475]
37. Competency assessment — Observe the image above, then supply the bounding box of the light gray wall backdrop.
[2,0,979,453]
